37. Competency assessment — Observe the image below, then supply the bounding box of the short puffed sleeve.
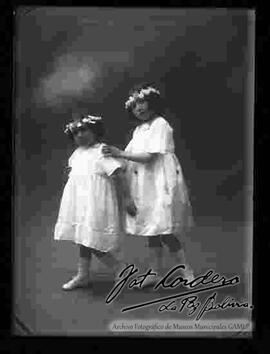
[68,149,78,167]
[99,156,123,176]
[145,117,174,153]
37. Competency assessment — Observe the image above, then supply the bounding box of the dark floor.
[14,195,253,337]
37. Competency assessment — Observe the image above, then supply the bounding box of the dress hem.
[54,237,119,253]
[126,231,183,237]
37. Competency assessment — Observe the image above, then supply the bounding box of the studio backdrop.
[14,7,254,336]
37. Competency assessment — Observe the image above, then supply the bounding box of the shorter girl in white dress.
[54,114,136,290]
[103,83,194,283]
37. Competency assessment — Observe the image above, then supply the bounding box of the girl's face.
[73,127,97,147]
[132,99,154,121]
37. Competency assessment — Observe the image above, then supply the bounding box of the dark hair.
[66,115,105,142]
[126,82,164,117]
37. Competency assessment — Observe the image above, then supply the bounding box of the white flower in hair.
[64,122,75,134]
[81,115,102,124]
[64,115,102,134]
[141,87,160,95]
[125,95,136,109]
[82,115,102,124]
[124,86,160,109]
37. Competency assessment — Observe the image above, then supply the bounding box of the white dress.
[54,143,123,252]
[125,117,193,237]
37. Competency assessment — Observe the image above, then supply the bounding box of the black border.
[1,0,268,352]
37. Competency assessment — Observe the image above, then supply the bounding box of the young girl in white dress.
[54,114,136,290]
[102,83,194,283]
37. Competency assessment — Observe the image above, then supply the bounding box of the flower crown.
[64,115,102,134]
[125,86,160,109]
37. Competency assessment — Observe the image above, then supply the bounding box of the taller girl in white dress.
[54,115,136,290]
[102,83,194,282]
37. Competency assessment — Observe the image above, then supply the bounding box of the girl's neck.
[79,142,100,149]
[139,113,159,126]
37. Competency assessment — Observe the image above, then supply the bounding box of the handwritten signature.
[158,292,253,320]
[105,264,253,319]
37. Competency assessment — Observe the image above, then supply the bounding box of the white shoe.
[142,274,163,288]
[62,274,90,290]
[170,249,194,283]
[62,257,90,291]
[182,268,195,283]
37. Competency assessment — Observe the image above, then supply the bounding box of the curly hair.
[65,115,105,142]
[126,82,164,117]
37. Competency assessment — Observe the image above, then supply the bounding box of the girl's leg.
[94,249,118,268]
[93,248,127,280]
[141,236,163,287]
[161,235,194,281]
[147,236,163,274]
[62,245,92,291]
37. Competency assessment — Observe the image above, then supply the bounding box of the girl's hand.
[102,145,123,158]
[126,198,137,217]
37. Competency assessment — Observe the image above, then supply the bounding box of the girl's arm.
[120,150,157,164]
[111,168,137,217]
[102,145,157,164]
